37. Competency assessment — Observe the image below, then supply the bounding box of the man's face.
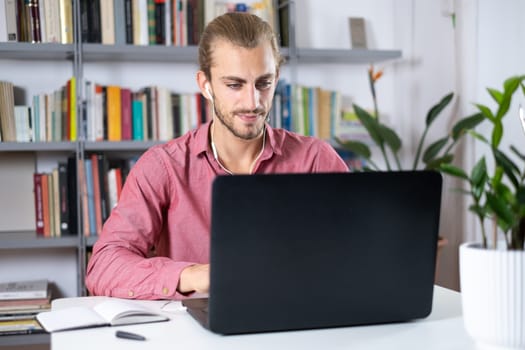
[208,39,279,140]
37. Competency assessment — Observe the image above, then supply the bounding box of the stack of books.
[0,279,51,335]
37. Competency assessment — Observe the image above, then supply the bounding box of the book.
[68,77,77,141]
[100,0,115,44]
[120,88,132,140]
[0,280,48,301]
[90,154,103,235]
[124,0,133,44]
[52,167,61,237]
[349,17,367,49]
[114,0,126,45]
[33,173,45,235]
[59,0,73,43]
[0,81,16,141]
[36,299,169,332]
[28,0,41,43]
[0,318,45,336]
[43,0,61,43]
[0,295,51,311]
[84,158,96,236]
[47,172,56,237]
[57,162,70,235]
[4,0,17,41]
[106,85,122,141]
[41,173,51,237]
[66,155,79,234]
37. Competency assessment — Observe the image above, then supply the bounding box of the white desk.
[51,286,475,350]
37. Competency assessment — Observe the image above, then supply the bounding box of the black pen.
[115,330,146,341]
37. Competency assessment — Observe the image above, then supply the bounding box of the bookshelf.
[0,0,401,334]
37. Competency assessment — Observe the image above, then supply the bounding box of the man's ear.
[196,71,211,100]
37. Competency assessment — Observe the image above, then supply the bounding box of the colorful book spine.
[106,85,122,141]
[121,88,132,140]
[58,162,70,235]
[132,98,144,140]
[69,77,77,141]
[59,0,73,43]
[84,158,96,236]
[41,173,51,237]
[90,154,103,235]
[33,173,44,236]
[147,0,156,44]
[5,0,18,41]
[114,0,126,44]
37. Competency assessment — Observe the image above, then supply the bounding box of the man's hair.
[198,12,284,80]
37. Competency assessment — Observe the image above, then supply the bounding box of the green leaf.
[517,186,525,206]
[353,104,384,146]
[493,148,520,188]
[422,137,449,163]
[440,163,469,180]
[335,139,372,159]
[495,76,522,120]
[451,113,485,141]
[425,154,454,170]
[378,124,402,153]
[426,92,454,126]
[468,129,489,144]
[487,88,503,104]
[475,103,495,122]
[503,76,523,94]
[493,182,514,204]
[486,192,515,230]
[492,166,504,188]
[510,145,525,162]
[469,203,488,218]
[471,157,487,187]
[491,120,503,148]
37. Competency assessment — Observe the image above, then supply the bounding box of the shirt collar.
[194,121,282,158]
[194,121,213,157]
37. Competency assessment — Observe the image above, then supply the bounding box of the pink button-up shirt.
[85,121,349,299]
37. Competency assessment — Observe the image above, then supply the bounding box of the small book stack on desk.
[0,279,51,335]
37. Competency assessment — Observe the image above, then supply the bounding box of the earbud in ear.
[205,83,213,100]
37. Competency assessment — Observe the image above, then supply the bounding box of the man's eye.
[256,81,273,90]
[227,83,242,89]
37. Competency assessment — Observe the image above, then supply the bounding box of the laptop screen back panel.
[208,171,442,334]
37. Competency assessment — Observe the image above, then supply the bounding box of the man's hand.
[178,264,210,294]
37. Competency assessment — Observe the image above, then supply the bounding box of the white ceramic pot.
[460,242,525,349]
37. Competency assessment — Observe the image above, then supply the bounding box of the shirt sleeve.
[85,148,194,300]
[313,140,350,172]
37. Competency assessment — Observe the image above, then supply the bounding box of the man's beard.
[213,103,268,140]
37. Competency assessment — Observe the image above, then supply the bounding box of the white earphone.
[205,83,213,101]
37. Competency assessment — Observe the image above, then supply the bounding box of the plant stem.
[379,144,392,170]
[392,151,402,170]
[479,215,487,249]
[412,128,429,170]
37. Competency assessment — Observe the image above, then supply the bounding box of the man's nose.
[243,86,259,110]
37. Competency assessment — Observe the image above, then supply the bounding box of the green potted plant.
[439,75,525,348]
[336,65,484,172]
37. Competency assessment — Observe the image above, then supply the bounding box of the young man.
[85,12,348,299]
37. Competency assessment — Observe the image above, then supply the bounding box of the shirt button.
[128,290,134,297]
[162,287,169,295]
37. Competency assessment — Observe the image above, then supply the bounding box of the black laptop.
[182,171,442,335]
